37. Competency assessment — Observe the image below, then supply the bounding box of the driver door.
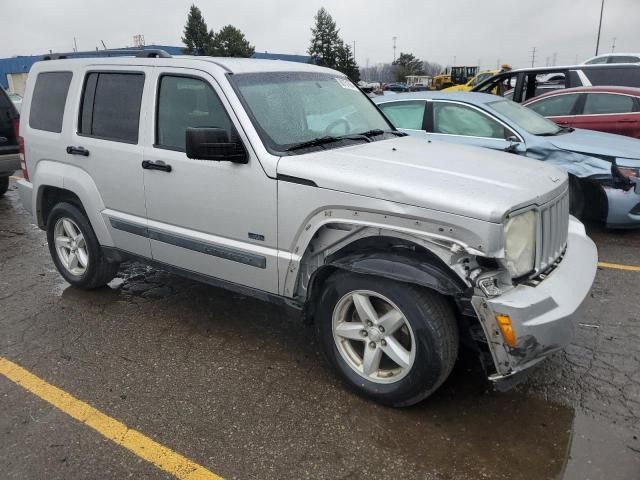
[141,68,278,294]
[425,100,523,152]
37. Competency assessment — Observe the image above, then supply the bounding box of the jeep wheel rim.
[332,290,416,384]
[54,218,89,276]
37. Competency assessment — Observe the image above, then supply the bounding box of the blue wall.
[0,45,312,90]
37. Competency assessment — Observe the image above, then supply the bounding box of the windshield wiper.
[358,129,386,138]
[285,133,376,152]
[355,128,407,138]
[284,136,344,152]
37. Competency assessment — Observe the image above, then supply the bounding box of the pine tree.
[181,5,213,55]
[209,25,255,57]
[308,8,342,69]
[392,52,424,82]
[336,42,360,82]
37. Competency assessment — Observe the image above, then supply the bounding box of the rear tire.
[0,176,9,196]
[315,271,459,407]
[569,175,585,219]
[46,202,119,289]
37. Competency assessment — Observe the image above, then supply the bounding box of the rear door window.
[583,93,637,114]
[527,94,581,117]
[29,72,72,133]
[378,101,426,130]
[79,72,144,143]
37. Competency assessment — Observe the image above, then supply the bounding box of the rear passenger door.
[71,66,152,258]
[580,92,640,136]
[141,68,278,294]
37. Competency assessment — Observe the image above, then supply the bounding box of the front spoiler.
[472,217,597,379]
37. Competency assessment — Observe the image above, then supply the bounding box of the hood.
[277,136,567,223]
[549,128,640,160]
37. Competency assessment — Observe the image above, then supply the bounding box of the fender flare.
[302,249,473,322]
[325,250,468,296]
[33,161,113,246]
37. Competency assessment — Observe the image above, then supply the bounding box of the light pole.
[595,0,605,56]
[392,36,397,62]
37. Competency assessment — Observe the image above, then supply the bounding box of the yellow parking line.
[598,261,640,272]
[0,357,223,480]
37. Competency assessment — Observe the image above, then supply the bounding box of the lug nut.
[361,330,368,337]
[379,326,385,333]
[366,320,373,327]
[381,339,387,346]
[369,342,376,349]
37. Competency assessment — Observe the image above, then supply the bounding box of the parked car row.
[375,91,640,228]
[0,86,20,196]
[472,63,640,102]
[523,86,640,138]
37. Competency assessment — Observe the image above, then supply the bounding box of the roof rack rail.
[41,49,172,61]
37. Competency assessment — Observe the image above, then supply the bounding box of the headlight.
[503,210,537,278]
[615,166,640,180]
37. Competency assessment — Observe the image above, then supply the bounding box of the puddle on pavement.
[338,356,575,480]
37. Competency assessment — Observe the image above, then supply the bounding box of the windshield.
[471,72,493,87]
[488,99,562,136]
[229,72,393,153]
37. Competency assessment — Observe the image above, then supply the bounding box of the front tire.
[315,271,459,407]
[569,175,585,219]
[46,202,119,289]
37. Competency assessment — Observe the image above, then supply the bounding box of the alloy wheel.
[332,290,416,384]
[53,217,89,276]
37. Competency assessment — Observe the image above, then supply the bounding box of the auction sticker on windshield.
[336,77,358,90]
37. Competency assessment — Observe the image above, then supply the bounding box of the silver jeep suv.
[16,51,597,406]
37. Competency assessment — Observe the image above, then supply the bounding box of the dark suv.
[0,87,20,195]
[472,63,640,103]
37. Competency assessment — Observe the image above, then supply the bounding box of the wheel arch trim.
[33,161,113,246]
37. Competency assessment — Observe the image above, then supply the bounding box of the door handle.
[142,160,172,172]
[66,146,90,156]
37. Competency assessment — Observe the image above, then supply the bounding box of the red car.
[523,86,640,138]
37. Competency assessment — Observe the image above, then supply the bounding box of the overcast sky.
[1,0,638,69]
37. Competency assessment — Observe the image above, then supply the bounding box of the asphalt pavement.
[1,179,639,480]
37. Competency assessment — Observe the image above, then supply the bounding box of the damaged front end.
[470,217,597,387]
[528,145,640,227]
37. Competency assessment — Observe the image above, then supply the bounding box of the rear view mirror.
[185,127,247,163]
[504,135,521,153]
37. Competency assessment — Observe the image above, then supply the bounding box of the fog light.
[496,314,517,348]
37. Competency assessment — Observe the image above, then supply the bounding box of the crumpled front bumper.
[603,183,640,228]
[472,217,598,382]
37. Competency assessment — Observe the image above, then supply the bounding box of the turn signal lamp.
[495,314,516,348]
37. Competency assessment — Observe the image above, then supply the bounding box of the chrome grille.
[538,190,570,272]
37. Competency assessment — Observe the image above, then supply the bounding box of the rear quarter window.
[583,67,640,87]
[29,72,72,133]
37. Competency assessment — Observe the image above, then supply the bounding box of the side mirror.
[185,127,248,163]
[504,135,521,153]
